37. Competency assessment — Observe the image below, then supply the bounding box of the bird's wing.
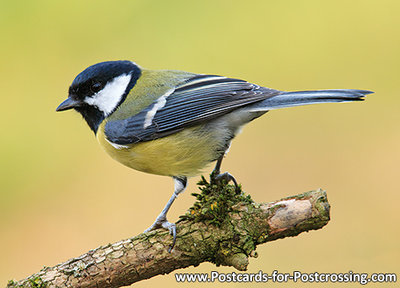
[105,74,280,144]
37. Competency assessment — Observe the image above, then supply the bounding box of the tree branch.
[7,177,330,288]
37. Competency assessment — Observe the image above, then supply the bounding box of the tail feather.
[249,89,373,111]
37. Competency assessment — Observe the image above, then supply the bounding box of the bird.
[56,60,372,251]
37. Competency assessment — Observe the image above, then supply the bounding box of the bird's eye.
[90,82,103,93]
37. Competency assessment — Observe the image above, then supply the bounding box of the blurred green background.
[1,0,399,287]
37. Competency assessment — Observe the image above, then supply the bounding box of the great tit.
[56,60,372,250]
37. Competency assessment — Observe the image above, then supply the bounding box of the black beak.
[56,97,82,112]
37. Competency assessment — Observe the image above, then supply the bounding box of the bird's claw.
[211,171,240,194]
[144,217,177,252]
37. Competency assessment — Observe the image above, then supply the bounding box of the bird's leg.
[211,155,240,193]
[144,176,187,252]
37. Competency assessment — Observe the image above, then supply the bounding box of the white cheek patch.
[85,74,132,116]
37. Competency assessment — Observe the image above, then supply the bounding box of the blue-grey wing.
[105,74,280,144]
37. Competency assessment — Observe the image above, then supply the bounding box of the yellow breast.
[97,122,225,177]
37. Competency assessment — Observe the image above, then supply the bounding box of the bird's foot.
[211,171,241,194]
[144,215,177,253]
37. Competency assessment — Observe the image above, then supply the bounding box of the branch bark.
[7,180,330,288]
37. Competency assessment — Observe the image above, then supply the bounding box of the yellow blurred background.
[1,0,399,287]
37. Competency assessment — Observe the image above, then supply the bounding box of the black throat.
[74,105,105,134]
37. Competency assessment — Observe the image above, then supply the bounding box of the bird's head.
[56,60,141,133]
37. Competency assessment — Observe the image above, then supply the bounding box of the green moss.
[7,280,17,287]
[314,192,331,222]
[28,276,47,288]
[179,174,254,225]
[7,276,47,288]
[177,173,258,269]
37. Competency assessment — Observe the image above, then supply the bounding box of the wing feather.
[105,75,279,144]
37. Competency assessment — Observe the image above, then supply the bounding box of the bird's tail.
[249,89,373,112]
